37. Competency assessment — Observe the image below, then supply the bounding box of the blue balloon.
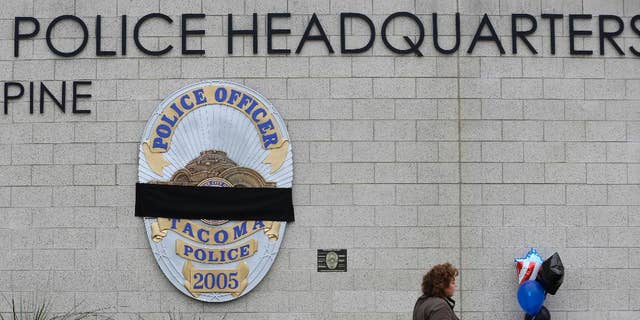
[517,280,546,315]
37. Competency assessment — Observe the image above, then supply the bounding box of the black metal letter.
[512,13,538,54]
[96,15,116,56]
[182,14,205,55]
[134,13,174,56]
[341,12,375,54]
[296,13,334,54]
[3,82,24,115]
[467,14,505,54]
[14,17,40,57]
[228,13,258,54]
[569,14,593,55]
[381,12,424,56]
[267,13,291,54]
[432,13,460,54]
[72,81,92,114]
[541,14,563,55]
[598,15,624,56]
[46,15,89,57]
[630,15,640,56]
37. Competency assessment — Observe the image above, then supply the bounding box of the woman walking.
[413,263,459,320]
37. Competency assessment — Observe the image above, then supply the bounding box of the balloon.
[524,306,550,320]
[517,280,546,315]
[515,248,543,284]
[536,252,564,295]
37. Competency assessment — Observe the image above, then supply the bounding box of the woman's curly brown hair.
[421,263,458,297]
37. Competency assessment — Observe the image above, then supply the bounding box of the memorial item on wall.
[515,249,566,319]
[517,280,546,316]
[515,248,543,284]
[317,249,347,272]
[135,81,293,302]
[524,306,550,320]
[536,252,565,295]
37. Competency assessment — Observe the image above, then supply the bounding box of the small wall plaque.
[317,249,347,272]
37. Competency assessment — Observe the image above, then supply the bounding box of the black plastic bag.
[536,252,564,295]
[524,306,550,320]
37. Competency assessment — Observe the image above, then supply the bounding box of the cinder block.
[11,186,52,207]
[396,184,438,205]
[607,143,640,162]
[587,163,627,184]
[396,57,437,77]
[293,163,331,184]
[461,163,502,183]
[460,78,501,98]
[503,121,543,141]
[309,99,352,120]
[482,100,523,120]
[288,120,331,141]
[353,141,395,162]
[54,144,96,164]
[375,163,417,183]
[354,184,396,205]
[374,120,416,141]
[310,57,351,77]
[332,120,373,140]
[350,99,393,120]
[0,166,31,186]
[585,80,625,100]
[482,142,523,162]
[396,142,438,162]
[566,142,607,162]
[544,121,586,141]
[567,185,608,205]
[55,60,97,79]
[583,0,624,15]
[353,57,394,77]
[565,58,604,78]
[502,79,543,99]
[481,57,522,78]
[417,120,458,141]
[524,100,564,120]
[396,99,438,119]
[482,184,524,205]
[523,58,563,78]
[503,163,544,183]
[14,60,54,80]
[12,144,53,165]
[459,0,499,14]
[544,79,584,99]
[310,185,352,205]
[74,164,117,186]
[32,165,73,186]
[310,142,352,162]
[53,186,95,207]
[331,163,374,183]
[224,57,266,77]
[416,78,458,98]
[373,78,415,98]
[461,120,502,141]
[331,78,372,98]
[545,163,587,183]
[566,100,605,120]
[418,163,459,183]
[268,57,309,78]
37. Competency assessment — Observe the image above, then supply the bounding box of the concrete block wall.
[0,0,639,319]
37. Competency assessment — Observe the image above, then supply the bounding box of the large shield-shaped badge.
[137,81,293,302]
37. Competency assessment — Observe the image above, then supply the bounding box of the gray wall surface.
[0,0,639,319]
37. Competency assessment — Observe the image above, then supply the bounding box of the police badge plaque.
[136,81,293,302]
